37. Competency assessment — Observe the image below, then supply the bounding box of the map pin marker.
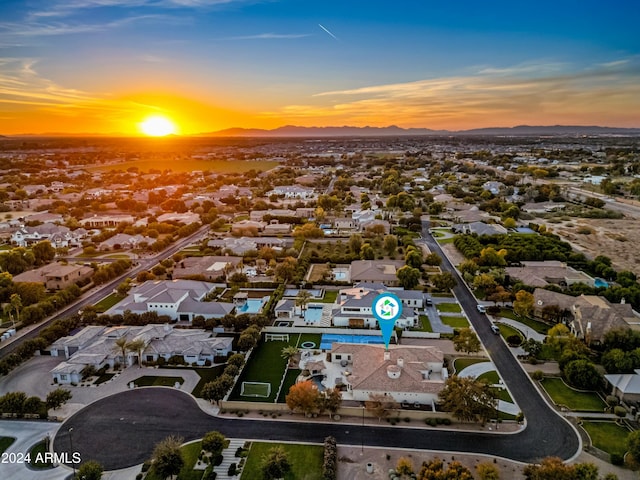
[372,292,403,350]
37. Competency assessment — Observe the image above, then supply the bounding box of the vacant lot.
[553,217,640,276]
[241,442,323,480]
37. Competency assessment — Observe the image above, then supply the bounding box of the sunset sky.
[1,0,639,135]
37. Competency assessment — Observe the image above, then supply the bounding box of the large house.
[349,260,405,286]
[331,283,420,328]
[49,324,233,384]
[505,261,596,288]
[532,288,639,344]
[12,262,93,290]
[11,224,86,248]
[269,185,316,200]
[173,255,243,281]
[106,280,234,321]
[303,343,446,404]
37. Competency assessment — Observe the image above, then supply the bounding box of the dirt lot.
[551,218,640,277]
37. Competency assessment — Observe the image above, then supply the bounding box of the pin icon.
[372,292,402,350]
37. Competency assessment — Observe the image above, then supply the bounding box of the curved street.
[47,220,580,471]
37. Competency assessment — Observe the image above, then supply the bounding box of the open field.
[86,158,279,174]
[553,217,640,276]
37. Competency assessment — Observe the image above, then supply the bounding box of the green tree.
[564,359,602,390]
[348,234,363,254]
[424,253,442,266]
[397,265,421,289]
[360,243,375,260]
[113,336,129,367]
[275,257,297,283]
[281,345,298,364]
[627,429,640,463]
[76,460,104,480]
[32,241,56,266]
[513,290,534,317]
[201,431,226,456]
[438,376,497,424]
[476,462,500,480]
[319,387,342,419]
[45,388,72,410]
[261,446,291,480]
[151,436,184,480]
[383,235,398,256]
[405,246,423,268]
[431,272,457,292]
[9,293,22,324]
[396,456,414,476]
[453,328,481,354]
[295,290,313,314]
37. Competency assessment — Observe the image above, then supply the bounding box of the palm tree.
[127,339,147,368]
[113,336,129,369]
[281,346,298,366]
[295,290,313,316]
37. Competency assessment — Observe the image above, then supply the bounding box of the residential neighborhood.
[1,133,640,480]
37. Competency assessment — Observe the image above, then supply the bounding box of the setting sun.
[139,115,177,137]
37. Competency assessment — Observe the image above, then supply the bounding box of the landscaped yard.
[240,442,323,480]
[496,323,523,341]
[440,315,469,328]
[145,440,204,480]
[28,441,54,469]
[0,437,15,454]
[133,376,185,387]
[453,357,488,374]
[191,365,226,398]
[94,373,115,385]
[413,314,433,332]
[498,308,550,334]
[321,290,338,304]
[540,377,606,411]
[582,421,630,457]
[437,303,462,313]
[277,369,302,403]
[94,292,124,313]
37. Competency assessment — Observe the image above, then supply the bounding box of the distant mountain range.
[198,124,640,137]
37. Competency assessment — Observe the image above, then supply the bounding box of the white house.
[312,343,446,404]
[105,280,234,321]
[331,283,419,328]
[49,324,234,384]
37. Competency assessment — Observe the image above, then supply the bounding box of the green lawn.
[94,292,125,313]
[94,373,115,385]
[453,358,489,374]
[230,335,298,403]
[477,371,500,384]
[191,365,226,398]
[321,291,338,304]
[240,442,323,480]
[440,315,469,328]
[277,369,302,403]
[496,323,523,341]
[133,376,185,387]
[582,421,630,457]
[437,303,462,313]
[494,387,513,403]
[0,437,15,454]
[28,441,54,469]
[540,377,606,411]
[414,315,433,332]
[145,441,204,480]
[498,308,550,334]
[437,237,455,245]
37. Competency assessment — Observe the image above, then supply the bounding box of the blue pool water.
[320,333,385,350]
[594,278,609,288]
[238,298,266,314]
[304,305,324,323]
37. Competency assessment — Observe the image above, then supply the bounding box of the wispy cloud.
[226,32,310,40]
[263,58,640,129]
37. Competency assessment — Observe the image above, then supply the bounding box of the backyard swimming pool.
[303,304,324,323]
[320,333,385,350]
[237,297,267,314]
[283,288,324,298]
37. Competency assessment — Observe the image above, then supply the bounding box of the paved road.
[418,219,581,456]
[55,388,579,472]
[0,225,209,360]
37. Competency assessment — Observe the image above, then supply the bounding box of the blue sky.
[0,0,639,134]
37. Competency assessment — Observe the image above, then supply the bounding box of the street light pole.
[68,427,76,479]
